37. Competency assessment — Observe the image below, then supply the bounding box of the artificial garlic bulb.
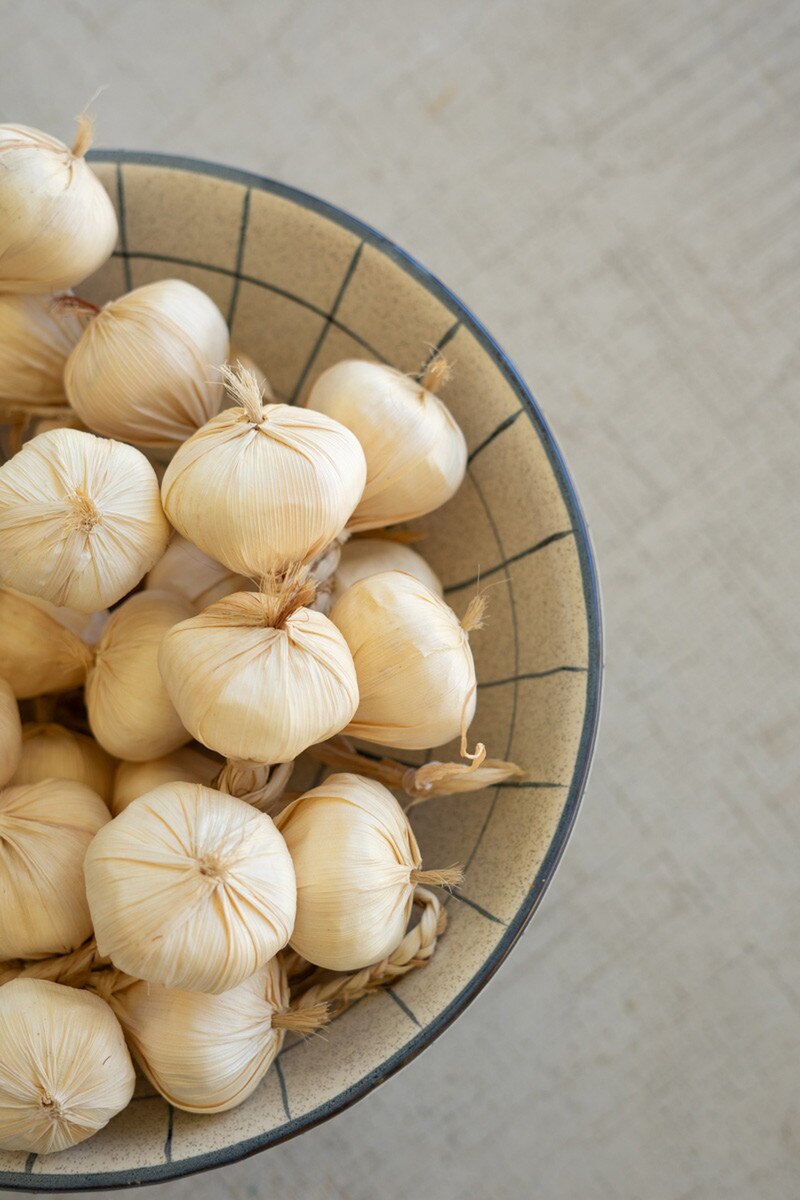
[307,357,467,531]
[276,773,460,971]
[330,570,479,750]
[0,980,134,1154]
[329,537,442,607]
[11,723,115,805]
[0,779,108,958]
[0,589,94,698]
[145,535,255,611]
[0,293,84,409]
[111,745,221,815]
[0,679,22,787]
[161,366,367,577]
[64,280,230,450]
[86,591,193,761]
[0,120,118,294]
[159,583,359,764]
[0,429,170,613]
[85,782,296,993]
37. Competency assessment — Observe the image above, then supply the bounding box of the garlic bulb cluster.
[331,570,478,750]
[85,782,296,993]
[0,293,84,410]
[0,779,108,958]
[65,279,230,450]
[0,680,22,787]
[0,980,134,1154]
[161,366,367,577]
[0,120,118,294]
[0,429,170,612]
[111,745,221,815]
[145,534,255,610]
[328,536,442,607]
[12,723,115,804]
[307,358,467,531]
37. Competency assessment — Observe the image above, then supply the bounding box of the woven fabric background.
[1,2,798,1196]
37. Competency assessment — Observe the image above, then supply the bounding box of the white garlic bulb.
[0,779,109,958]
[329,537,442,607]
[85,782,296,993]
[12,723,115,805]
[159,587,359,764]
[161,367,367,578]
[0,980,134,1154]
[145,534,255,611]
[85,591,193,761]
[276,773,459,971]
[64,280,230,450]
[0,429,170,613]
[0,679,22,787]
[0,588,94,698]
[307,358,466,531]
[0,121,118,294]
[111,745,221,815]
[0,293,84,409]
[330,571,478,750]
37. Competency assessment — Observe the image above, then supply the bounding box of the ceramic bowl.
[0,152,602,1191]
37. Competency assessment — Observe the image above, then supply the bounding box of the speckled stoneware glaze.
[0,153,602,1191]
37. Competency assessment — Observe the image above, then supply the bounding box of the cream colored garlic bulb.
[161,367,367,577]
[0,588,94,698]
[0,120,118,294]
[330,570,478,750]
[64,279,230,450]
[0,680,22,787]
[307,358,467,531]
[145,535,255,611]
[85,591,193,761]
[0,293,85,408]
[0,429,170,613]
[159,587,359,764]
[0,980,134,1154]
[85,782,296,993]
[111,745,221,815]
[0,779,109,958]
[12,723,115,804]
[276,773,459,971]
[228,347,274,398]
[329,537,442,606]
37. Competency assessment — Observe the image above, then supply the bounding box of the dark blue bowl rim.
[3,150,603,1192]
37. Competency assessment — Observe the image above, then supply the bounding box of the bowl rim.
[3,151,603,1192]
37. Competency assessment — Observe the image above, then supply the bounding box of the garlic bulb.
[12,723,115,804]
[0,588,94,698]
[159,586,359,764]
[0,429,170,613]
[329,537,442,606]
[85,782,296,993]
[161,367,367,577]
[276,773,460,971]
[0,980,134,1154]
[307,358,467,531]
[112,746,221,815]
[0,779,109,958]
[64,280,230,450]
[0,679,22,787]
[0,120,118,294]
[228,347,274,398]
[0,293,84,409]
[145,534,255,611]
[86,591,193,761]
[330,571,479,750]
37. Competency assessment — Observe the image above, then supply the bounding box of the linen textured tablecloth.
[1,2,798,1196]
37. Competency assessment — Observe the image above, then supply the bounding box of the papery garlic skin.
[0,588,93,698]
[0,429,170,613]
[330,571,477,750]
[145,535,255,611]
[0,980,134,1154]
[159,591,359,764]
[12,723,115,804]
[228,347,274,398]
[86,591,193,762]
[276,773,421,971]
[0,124,118,294]
[112,746,221,815]
[0,680,22,787]
[85,782,296,993]
[329,538,442,607]
[106,958,288,1114]
[307,360,467,531]
[0,293,84,408]
[0,779,109,958]
[65,280,230,450]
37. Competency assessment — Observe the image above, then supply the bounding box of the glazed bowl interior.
[0,153,602,1191]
